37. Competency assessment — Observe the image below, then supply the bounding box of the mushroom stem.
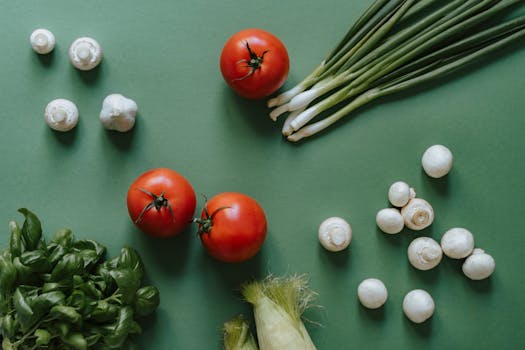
[76,43,92,61]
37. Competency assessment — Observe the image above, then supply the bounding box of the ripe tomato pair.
[127,168,267,263]
[220,28,289,99]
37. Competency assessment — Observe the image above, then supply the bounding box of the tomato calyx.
[135,188,176,223]
[193,205,230,235]
[234,41,269,81]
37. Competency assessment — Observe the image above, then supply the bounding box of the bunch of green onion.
[268,0,525,141]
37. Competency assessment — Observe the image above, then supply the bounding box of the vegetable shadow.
[402,313,433,338]
[221,87,276,138]
[72,63,102,86]
[376,227,405,247]
[34,49,55,67]
[48,124,78,146]
[420,169,451,196]
[464,276,493,294]
[103,121,137,151]
[407,260,442,285]
[196,244,266,290]
[357,301,387,322]
[317,244,351,268]
[130,223,193,276]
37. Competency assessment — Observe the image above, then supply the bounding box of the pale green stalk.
[223,316,259,350]
[241,275,317,350]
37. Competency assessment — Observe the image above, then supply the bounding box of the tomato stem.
[135,188,175,224]
[193,205,230,235]
[233,41,269,81]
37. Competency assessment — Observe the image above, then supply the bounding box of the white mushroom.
[357,278,388,309]
[440,227,475,259]
[462,248,495,280]
[388,181,416,207]
[376,208,404,234]
[401,198,434,231]
[407,237,442,270]
[318,217,352,252]
[30,28,55,54]
[99,94,138,132]
[44,99,79,132]
[69,37,103,71]
[403,289,435,323]
[421,144,454,178]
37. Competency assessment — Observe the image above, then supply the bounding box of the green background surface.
[1,0,525,349]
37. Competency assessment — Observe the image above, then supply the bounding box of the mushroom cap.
[69,37,103,71]
[357,278,388,309]
[44,99,79,132]
[403,289,435,323]
[441,227,475,259]
[99,93,138,132]
[407,237,442,270]
[401,198,434,231]
[376,208,404,234]
[422,144,453,178]
[462,249,495,280]
[30,28,55,54]
[388,181,415,207]
[318,217,352,252]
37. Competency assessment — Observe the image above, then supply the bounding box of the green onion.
[268,0,525,141]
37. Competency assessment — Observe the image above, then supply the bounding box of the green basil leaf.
[104,306,134,349]
[91,300,119,323]
[73,239,106,260]
[48,244,68,267]
[38,291,66,306]
[0,254,17,293]
[62,332,88,350]
[20,250,51,273]
[78,249,101,271]
[78,280,102,300]
[117,247,144,278]
[85,333,102,347]
[1,314,16,339]
[8,221,22,258]
[52,228,74,247]
[42,279,73,293]
[2,337,16,350]
[109,269,141,305]
[17,208,43,251]
[49,305,81,324]
[52,321,70,337]
[134,286,160,317]
[13,288,36,331]
[67,290,94,316]
[12,257,36,285]
[94,265,117,296]
[51,253,84,281]
[129,320,142,335]
[34,328,52,346]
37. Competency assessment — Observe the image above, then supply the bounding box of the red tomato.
[196,192,267,263]
[220,28,289,99]
[127,168,196,238]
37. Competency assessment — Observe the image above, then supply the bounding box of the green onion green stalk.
[268,0,525,141]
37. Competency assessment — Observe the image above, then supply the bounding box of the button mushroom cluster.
[366,144,496,324]
[440,227,495,280]
[376,181,434,234]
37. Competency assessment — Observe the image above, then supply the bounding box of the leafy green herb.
[0,209,160,349]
